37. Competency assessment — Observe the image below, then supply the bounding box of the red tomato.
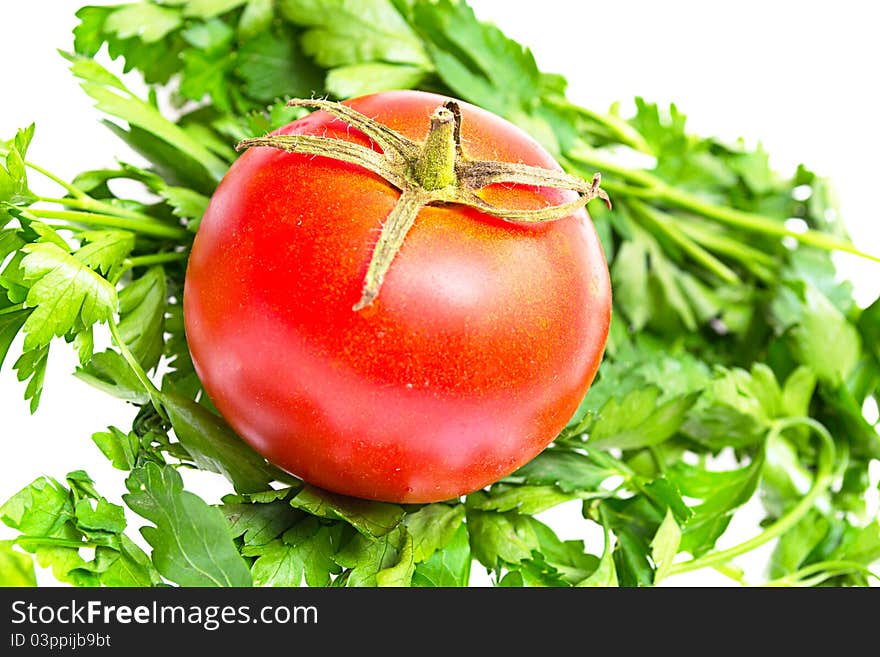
[184,90,611,503]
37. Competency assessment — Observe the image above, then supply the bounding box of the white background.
[1,0,878,586]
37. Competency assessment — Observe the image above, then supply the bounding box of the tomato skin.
[184,90,611,503]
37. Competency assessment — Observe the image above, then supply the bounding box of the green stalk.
[660,185,880,261]
[0,153,89,200]
[15,536,105,550]
[566,149,658,187]
[548,98,652,153]
[760,560,880,587]
[107,315,166,420]
[568,147,880,263]
[29,209,190,240]
[122,251,188,272]
[627,199,741,284]
[673,216,778,282]
[35,195,156,223]
[712,563,747,585]
[667,417,835,577]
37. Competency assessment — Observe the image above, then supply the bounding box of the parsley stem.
[673,216,778,283]
[759,560,880,587]
[627,199,742,284]
[568,148,880,264]
[34,195,156,223]
[659,185,880,263]
[107,315,166,420]
[547,99,652,153]
[122,251,188,272]
[712,563,747,584]
[29,209,190,240]
[15,536,104,550]
[4,154,89,200]
[667,416,835,578]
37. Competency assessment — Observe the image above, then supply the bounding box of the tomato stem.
[236,98,610,310]
[413,104,458,190]
[352,189,430,311]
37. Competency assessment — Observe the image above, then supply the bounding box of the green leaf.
[18,242,117,350]
[781,366,817,417]
[104,3,183,43]
[280,0,430,68]
[73,5,112,57]
[1,476,72,537]
[325,63,426,98]
[790,284,861,387]
[857,295,880,363]
[521,518,598,585]
[508,449,619,493]
[412,524,471,587]
[598,495,665,586]
[124,462,252,587]
[236,28,323,102]
[98,534,160,586]
[0,540,36,586]
[289,485,404,539]
[239,0,274,40]
[282,517,343,587]
[223,499,301,547]
[179,53,235,112]
[411,0,536,118]
[118,266,166,372]
[650,508,681,584]
[333,526,408,587]
[404,503,465,563]
[68,55,228,184]
[826,520,880,568]
[74,497,126,536]
[0,307,30,369]
[160,187,209,229]
[160,390,280,494]
[465,509,538,569]
[375,531,414,587]
[75,230,135,276]
[247,539,305,586]
[730,143,775,195]
[13,344,49,413]
[611,225,704,332]
[668,455,764,557]
[683,365,780,449]
[467,485,574,516]
[768,510,830,579]
[610,240,650,330]
[184,0,249,18]
[577,523,618,587]
[0,124,36,209]
[91,426,140,471]
[588,387,699,450]
[1,473,159,586]
[74,349,149,403]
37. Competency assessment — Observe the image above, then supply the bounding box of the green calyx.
[236,98,610,311]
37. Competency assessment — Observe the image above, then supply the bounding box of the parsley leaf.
[18,241,117,351]
[123,462,252,587]
[117,266,166,372]
[289,485,405,539]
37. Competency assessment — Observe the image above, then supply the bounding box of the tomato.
[183,90,611,503]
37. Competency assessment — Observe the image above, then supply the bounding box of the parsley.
[1,0,879,587]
